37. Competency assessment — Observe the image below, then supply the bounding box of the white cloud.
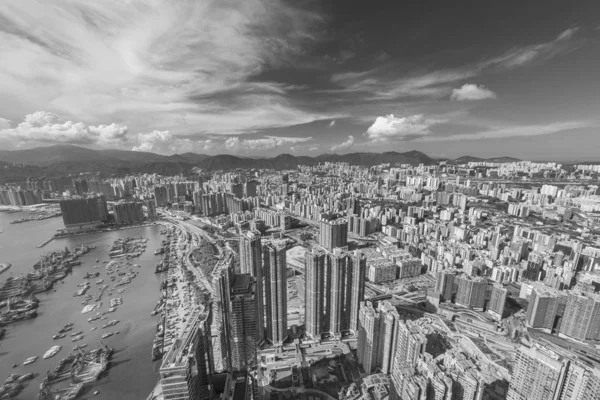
[365,114,443,141]
[0,111,128,146]
[329,120,336,127]
[0,118,11,130]
[132,130,213,154]
[451,84,497,101]
[0,0,326,136]
[415,121,590,142]
[225,136,312,153]
[309,145,319,152]
[331,135,355,152]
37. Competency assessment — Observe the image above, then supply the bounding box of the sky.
[0,0,599,160]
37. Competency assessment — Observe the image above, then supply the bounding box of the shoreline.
[37,221,166,248]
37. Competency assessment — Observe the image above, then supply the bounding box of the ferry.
[81,304,95,314]
[23,356,38,366]
[43,345,61,359]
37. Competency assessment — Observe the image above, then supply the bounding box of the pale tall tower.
[211,253,234,372]
[305,247,326,338]
[507,345,568,400]
[357,302,381,374]
[347,250,367,333]
[263,240,288,345]
[239,230,264,342]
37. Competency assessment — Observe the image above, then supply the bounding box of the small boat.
[43,345,61,359]
[70,331,83,337]
[72,335,84,342]
[94,391,99,395]
[101,332,113,339]
[23,356,38,366]
[53,333,66,340]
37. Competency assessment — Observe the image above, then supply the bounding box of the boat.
[70,331,83,337]
[23,356,38,365]
[107,307,116,313]
[101,332,113,339]
[81,304,95,314]
[72,334,84,342]
[96,279,104,284]
[94,391,99,395]
[90,326,98,331]
[73,344,88,351]
[43,345,61,359]
[53,333,66,340]
[88,315,100,323]
[0,263,11,275]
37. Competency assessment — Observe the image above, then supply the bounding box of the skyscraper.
[435,270,456,302]
[560,291,600,341]
[507,345,568,400]
[263,241,288,345]
[211,253,234,372]
[239,230,264,343]
[347,250,367,333]
[228,274,257,371]
[378,301,400,375]
[455,276,487,310]
[358,302,381,374]
[488,285,507,321]
[305,247,326,338]
[328,248,349,335]
[319,219,348,251]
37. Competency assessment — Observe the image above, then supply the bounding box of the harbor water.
[0,211,164,399]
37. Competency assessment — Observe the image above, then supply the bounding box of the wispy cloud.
[331,28,580,100]
[0,0,327,136]
[415,121,591,142]
[451,84,497,101]
[331,135,355,152]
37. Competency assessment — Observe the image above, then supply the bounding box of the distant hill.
[0,145,433,171]
[0,145,534,183]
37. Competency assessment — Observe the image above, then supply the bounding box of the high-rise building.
[263,241,288,345]
[154,186,168,207]
[59,195,108,232]
[507,345,569,400]
[560,359,600,400]
[347,250,367,333]
[435,270,456,302]
[228,274,257,371]
[488,285,507,321]
[390,320,427,399]
[145,200,157,221]
[113,201,144,225]
[245,181,259,198]
[378,301,400,375]
[211,253,234,372]
[327,248,349,335]
[455,276,487,310]
[239,230,264,342]
[319,219,348,251]
[159,311,213,400]
[358,302,381,374]
[305,247,326,338]
[560,291,600,341]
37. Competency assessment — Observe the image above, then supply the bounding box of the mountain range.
[0,145,523,183]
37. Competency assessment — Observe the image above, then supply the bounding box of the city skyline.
[1,1,600,159]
